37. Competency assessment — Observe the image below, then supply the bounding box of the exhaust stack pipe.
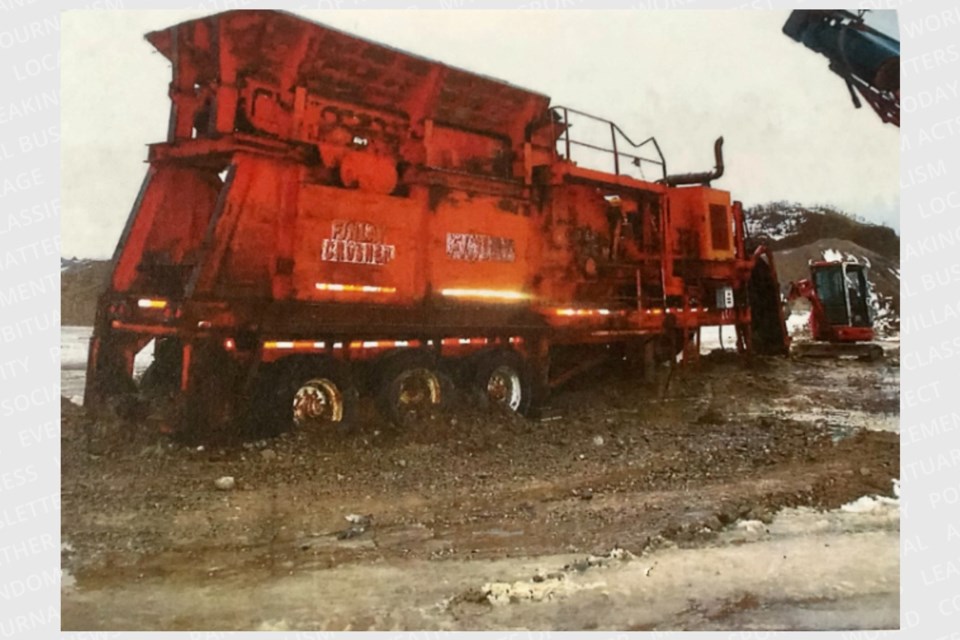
[661,137,724,187]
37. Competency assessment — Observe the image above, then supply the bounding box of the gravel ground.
[61,349,900,631]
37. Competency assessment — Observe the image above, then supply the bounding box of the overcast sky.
[62,9,900,259]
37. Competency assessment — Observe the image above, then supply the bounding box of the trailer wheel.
[474,351,532,415]
[376,354,446,427]
[256,358,357,435]
[293,378,349,427]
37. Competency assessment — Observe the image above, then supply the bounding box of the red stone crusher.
[84,10,789,437]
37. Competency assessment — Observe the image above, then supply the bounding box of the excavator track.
[791,341,884,361]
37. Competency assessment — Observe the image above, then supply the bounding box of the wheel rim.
[486,365,522,411]
[394,368,442,419]
[292,378,344,426]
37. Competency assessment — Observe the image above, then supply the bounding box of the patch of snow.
[61,326,94,370]
[744,203,809,241]
[735,520,767,536]
[869,286,899,336]
[61,257,96,272]
[841,495,898,514]
[483,576,605,606]
[698,325,738,354]
[61,326,155,400]
[699,319,819,353]
[841,481,900,514]
[255,620,291,631]
[61,325,153,375]
[821,248,844,262]
[62,569,76,591]
[786,310,811,335]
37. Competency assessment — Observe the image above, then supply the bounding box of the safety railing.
[551,106,667,181]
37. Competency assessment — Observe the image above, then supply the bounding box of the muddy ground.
[61,349,900,631]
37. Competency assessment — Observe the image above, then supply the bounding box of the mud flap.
[748,247,790,356]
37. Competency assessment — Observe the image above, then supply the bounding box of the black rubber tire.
[375,352,448,428]
[251,357,358,437]
[473,350,535,416]
[749,258,790,356]
[138,361,179,397]
[176,342,244,443]
[138,338,182,397]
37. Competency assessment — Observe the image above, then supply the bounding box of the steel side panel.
[111,166,221,293]
[428,193,533,294]
[215,158,299,296]
[294,185,423,303]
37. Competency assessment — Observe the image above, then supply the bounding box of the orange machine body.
[85,10,785,431]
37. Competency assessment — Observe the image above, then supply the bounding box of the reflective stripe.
[553,307,616,317]
[440,288,528,301]
[315,282,396,294]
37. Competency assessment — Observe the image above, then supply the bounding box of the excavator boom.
[783,10,900,127]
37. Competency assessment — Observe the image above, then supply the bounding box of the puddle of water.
[718,479,899,547]
[62,568,77,591]
[472,528,524,539]
[483,574,606,605]
[757,405,899,440]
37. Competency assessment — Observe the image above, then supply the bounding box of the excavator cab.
[811,262,872,330]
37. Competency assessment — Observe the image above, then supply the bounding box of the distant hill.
[61,258,111,326]
[745,201,900,260]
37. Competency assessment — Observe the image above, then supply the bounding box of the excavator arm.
[787,277,828,341]
[783,10,900,127]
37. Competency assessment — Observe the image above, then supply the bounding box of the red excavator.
[787,260,884,360]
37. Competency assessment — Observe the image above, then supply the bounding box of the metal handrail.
[551,106,667,180]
